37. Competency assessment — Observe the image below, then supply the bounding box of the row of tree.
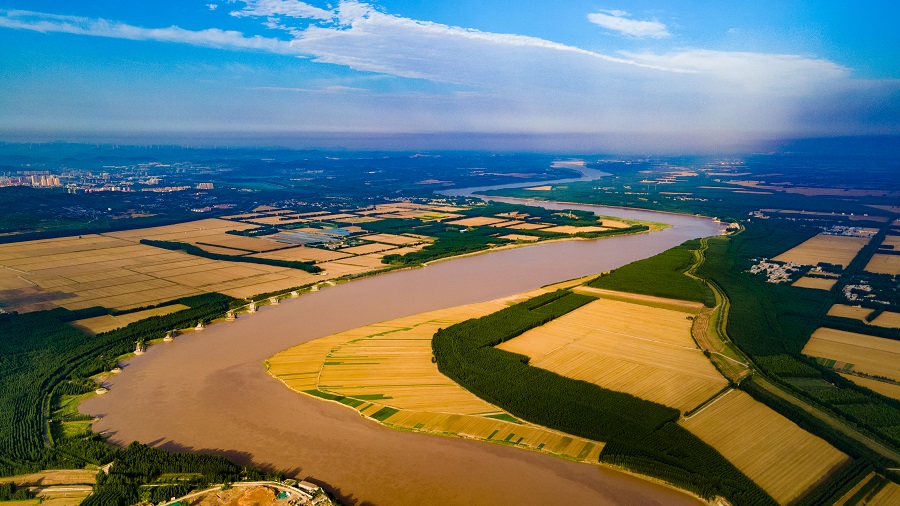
[140,239,321,273]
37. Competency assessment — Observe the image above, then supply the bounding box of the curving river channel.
[82,179,723,506]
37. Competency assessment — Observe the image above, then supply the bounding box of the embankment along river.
[82,201,722,506]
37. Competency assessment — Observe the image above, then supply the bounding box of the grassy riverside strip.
[139,239,322,273]
[432,290,775,504]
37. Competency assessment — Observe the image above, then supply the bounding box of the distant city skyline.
[1,0,898,152]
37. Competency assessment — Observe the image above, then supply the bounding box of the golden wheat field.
[340,243,397,255]
[880,235,900,248]
[571,285,705,313]
[0,220,325,312]
[840,374,900,401]
[802,328,900,381]
[249,246,350,263]
[506,222,550,230]
[773,234,870,267]
[871,310,900,329]
[71,304,190,334]
[267,295,604,462]
[497,298,726,412]
[868,481,900,505]
[827,304,874,322]
[681,390,850,504]
[360,233,421,245]
[445,216,510,227]
[499,234,540,242]
[792,276,838,290]
[865,254,900,275]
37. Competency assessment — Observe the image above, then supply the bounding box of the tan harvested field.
[572,286,705,313]
[803,328,900,381]
[865,254,900,275]
[827,304,874,322]
[871,311,900,329]
[500,234,540,242]
[506,222,551,230]
[792,276,838,290]
[71,304,189,334]
[445,216,509,227]
[194,244,251,255]
[542,225,609,234]
[249,246,350,263]
[246,216,309,226]
[597,219,631,229]
[497,298,726,412]
[524,185,552,190]
[773,234,869,267]
[360,233,421,245]
[191,235,288,253]
[0,469,97,486]
[869,481,900,505]
[681,390,849,504]
[371,244,425,257]
[882,235,900,248]
[340,243,397,255]
[0,220,335,312]
[840,374,900,401]
[268,295,604,463]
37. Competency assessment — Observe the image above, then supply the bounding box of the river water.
[82,174,722,506]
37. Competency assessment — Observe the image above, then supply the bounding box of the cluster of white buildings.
[748,258,802,284]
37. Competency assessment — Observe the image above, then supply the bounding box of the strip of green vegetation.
[588,240,716,306]
[433,290,774,505]
[0,484,31,502]
[484,413,521,424]
[370,407,399,422]
[0,293,237,477]
[140,239,321,273]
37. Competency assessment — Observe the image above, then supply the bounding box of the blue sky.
[0,0,898,151]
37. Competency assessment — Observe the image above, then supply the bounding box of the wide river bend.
[83,196,722,506]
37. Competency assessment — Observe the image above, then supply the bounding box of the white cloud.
[621,49,848,94]
[0,9,294,54]
[588,10,670,39]
[207,4,218,11]
[230,0,332,21]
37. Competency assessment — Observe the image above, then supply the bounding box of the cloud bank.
[0,1,897,151]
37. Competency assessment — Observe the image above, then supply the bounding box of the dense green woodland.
[588,240,715,306]
[432,290,775,505]
[0,293,237,477]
